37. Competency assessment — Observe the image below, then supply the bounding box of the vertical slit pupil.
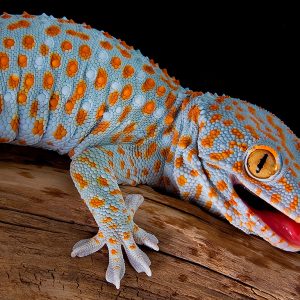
[256,154,268,173]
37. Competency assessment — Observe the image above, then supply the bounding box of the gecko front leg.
[70,146,159,288]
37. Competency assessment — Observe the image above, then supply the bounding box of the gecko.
[0,12,299,289]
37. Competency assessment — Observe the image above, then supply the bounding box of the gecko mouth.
[232,178,300,247]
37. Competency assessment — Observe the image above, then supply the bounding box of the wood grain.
[0,144,299,300]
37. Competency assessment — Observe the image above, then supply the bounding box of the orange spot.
[98,176,109,187]
[32,119,44,136]
[236,113,245,121]
[110,249,118,255]
[201,129,221,148]
[270,193,281,204]
[24,73,34,90]
[18,54,27,68]
[156,86,166,97]
[22,35,35,50]
[110,205,119,212]
[76,109,88,125]
[129,244,136,250]
[66,29,89,40]
[178,136,192,149]
[231,128,244,139]
[96,103,106,120]
[209,104,219,111]
[0,52,9,70]
[111,56,121,69]
[175,156,184,168]
[216,180,227,191]
[50,53,61,68]
[30,100,38,117]
[73,173,88,189]
[17,91,27,105]
[53,124,67,140]
[142,78,155,92]
[290,196,298,211]
[7,20,30,30]
[102,217,112,223]
[119,48,131,58]
[233,161,243,173]
[154,160,161,173]
[210,149,233,161]
[120,160,125,170]
[223,119,233,126]
[110,189,122,195]
[122,65,135,78]
[121,84,133,100]
[8,74,19,89]
[107,91,119,106]
[123,123,136,134]
[146,124,157,137]
[143,64,155,74]
[123,232,131,240]
[190,169,199,177]
[188,106,200,123]
[118,106,131,122]
[66,60,78,77]
[165,92,176,109]
[43,72,54,90]
[177,175,187,186]
[78,157,96,168]
[100,41,113,50]
[10,115,19,132]
[142,100,156,115]
[3,37,15,49]
[244,125,260,139]
[145,142,157,158]
[45,25,61,36]
[79,44,92,60]
[40,44,49,56]
[49,93,59,111]
[95,68,107,90]
[92,121,110,134]
[61,40,73,51]
[210,113,222,123]
[90,197,105,208]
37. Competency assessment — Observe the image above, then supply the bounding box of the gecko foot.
[71,193,159,289]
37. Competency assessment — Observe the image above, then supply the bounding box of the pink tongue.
[253,209,300,246]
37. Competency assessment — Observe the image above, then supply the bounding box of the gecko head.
[196,93,300,251]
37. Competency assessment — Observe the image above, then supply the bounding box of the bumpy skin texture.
[1,13,300,288]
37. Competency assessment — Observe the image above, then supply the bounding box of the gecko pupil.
[256,154,268,173]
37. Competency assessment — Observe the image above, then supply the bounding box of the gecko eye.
[245,146,280,180]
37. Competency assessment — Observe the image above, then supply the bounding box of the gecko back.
[0,12,182,156]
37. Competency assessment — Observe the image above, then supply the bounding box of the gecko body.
[1,13,299,288]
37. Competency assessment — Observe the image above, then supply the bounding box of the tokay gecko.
[0,12,300,289]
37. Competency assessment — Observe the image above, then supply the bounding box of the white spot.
[82,101,91,110]
[86,69,96,81]
[102,112,112,120]
[115,106,122,114]
[110,82,122,92]
[99,50,109,63]
[154,107,164,118]
[137,71,146,82]
[4,92,12,102]
[133,95,145,108]
[45,37,54,48]
[35,56,44,69]
[62,85,71,97]
[38,92,49,109]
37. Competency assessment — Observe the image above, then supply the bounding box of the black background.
[1,1,298,135]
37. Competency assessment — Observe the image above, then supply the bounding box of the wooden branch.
[0,144,299,299]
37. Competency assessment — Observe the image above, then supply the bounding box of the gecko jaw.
[231,177,300,249]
